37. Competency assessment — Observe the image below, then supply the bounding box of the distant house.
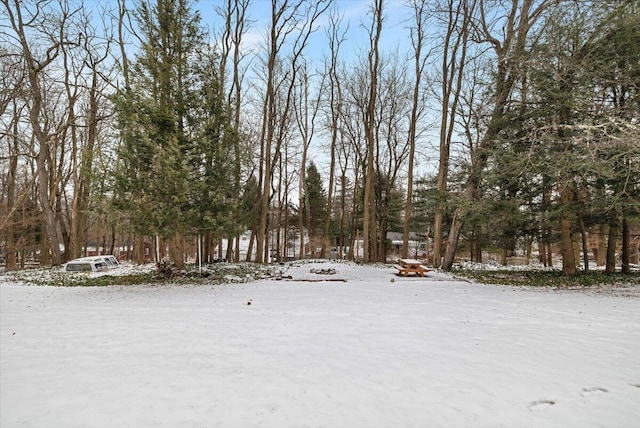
[387,231,426,258]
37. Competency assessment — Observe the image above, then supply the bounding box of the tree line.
[1,0,638,275]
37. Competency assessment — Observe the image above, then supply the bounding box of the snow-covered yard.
[1,261,639,427]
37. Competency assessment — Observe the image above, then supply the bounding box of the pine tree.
[113,0,221,268]
[522,1,640,274]
[186,45,236,239]
[302,162,328,253]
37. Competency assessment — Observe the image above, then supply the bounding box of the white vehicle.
[64,256,120,272]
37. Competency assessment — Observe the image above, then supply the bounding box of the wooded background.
[1,0,638,275]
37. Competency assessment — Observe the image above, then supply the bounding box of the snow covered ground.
[1,261,639,427]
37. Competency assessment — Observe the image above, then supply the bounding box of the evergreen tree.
[587,2,640,272]
[239,175,262,233]
[302,162,328,247]
[113,0,231,267]
[524,1,640,273]
[186,45,236,238]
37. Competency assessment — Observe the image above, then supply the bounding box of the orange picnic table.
[394,259,431,277]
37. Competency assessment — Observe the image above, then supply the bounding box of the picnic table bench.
[393,259,431,277]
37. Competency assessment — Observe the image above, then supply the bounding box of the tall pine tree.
[302,162,328,255]
[114,0,231,267]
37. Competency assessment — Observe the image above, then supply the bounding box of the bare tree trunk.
[630,224,639,265]
[442,153,484,271]
[296,62,322,259]
[559,184,577,275]
[538,230,547,265]
[403,0,429,259]
[299,160,307,258]
[275,158,284,262]
[37,140,63,266]
[425,223,431,262]
[578,214,589,272]
[109,227,116,256]
[338,173,347,259]
[525,235,532,265]
[256,1,279,263]
[219,0,249,264]
[473,225,482,263]
[605,211,619,274]
[443,209,462,269]
[322,132,336,258]
[321,12,346,258]
[546,236,553,268]
[258,0,329,263]
[433,0,471,268]
[5,106,20,270]
[621,217,630,274]
[135,236,145,264]
[6,1,65,265]
[202,232,209,263]
[246,230,255,262]
[349,164,361,261]
[363,0,384,263]
[596,223,607,266]
[225,234,234,262]
[70,45,104,261]
[283,190,290,260]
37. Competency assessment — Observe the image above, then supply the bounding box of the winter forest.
[1,0,639,275]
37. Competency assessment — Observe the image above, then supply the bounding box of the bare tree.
[336,71,363,259]
[229,0,251,262]
[216,0,251,262]
[362,0,384,262]
[67,7,113,260]
[374,54,414,260]
[2,0,84,266]
[294,59,323,258]
[431,0,473,267]
[0,39,28,269]
[319,9,347,259]
[256,0,331,263]
[402,0,431,259]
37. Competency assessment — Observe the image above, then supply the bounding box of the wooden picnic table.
[393,259,431,277]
